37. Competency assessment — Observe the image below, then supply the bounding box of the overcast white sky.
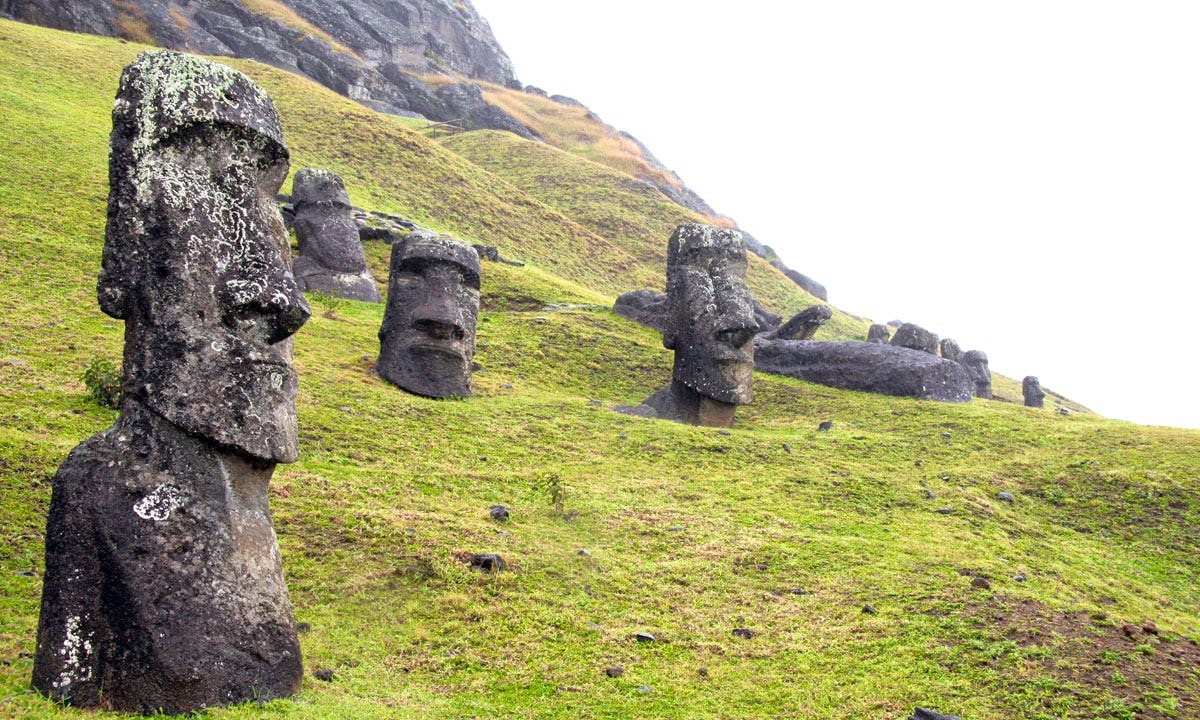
[471,0,1200,429]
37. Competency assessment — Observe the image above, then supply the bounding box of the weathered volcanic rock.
[939,338,963,363]
[867,323,891,343]
[754,339,973,402]
[291,167,379,302]
[1023,375,1045,408]
[33,51,306,713]
[614,288,778,335]
[765,305,832,341]
[378,231,480,398]
[961,350,992,399]
[890,323,939,355]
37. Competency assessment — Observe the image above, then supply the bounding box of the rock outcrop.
[33,51,306,713]
[754,339,974,403]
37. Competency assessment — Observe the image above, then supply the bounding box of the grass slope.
[1,19,1198,720]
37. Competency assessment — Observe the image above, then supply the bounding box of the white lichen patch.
[53,614,94,690]
[134,482,186,521]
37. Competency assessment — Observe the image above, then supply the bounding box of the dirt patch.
[967,596,1200,718]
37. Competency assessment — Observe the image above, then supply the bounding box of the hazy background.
[472,0,1200,429]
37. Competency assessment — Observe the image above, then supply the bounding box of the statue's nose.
[221,268,311,344]
[412,293,468,342]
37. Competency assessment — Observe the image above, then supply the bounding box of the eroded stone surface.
[33,51,306,713]
[890,323,939,355]
[291,167,379,302]
[867,323,891,344]
[378,231,480,398]
[754,339,973,402]
[939,338,963,363]
[1023,375,1045,408]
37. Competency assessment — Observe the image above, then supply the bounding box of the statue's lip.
[408,341,469,360]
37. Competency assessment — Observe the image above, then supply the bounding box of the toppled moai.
[33,51,307,714]
[890,323,939,355]
[764,304,832,341]
[961,349,993,399]
[378,231,480,398]
[939,338,963,363]
[1023,375,1045,408]
[754,339,973,403]
[867,323,891,343]
[291,167,380,302]
[636,224,757,427]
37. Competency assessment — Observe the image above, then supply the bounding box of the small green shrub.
[81,357,122,408]
[309,290,344,319]
[534,471,568,516]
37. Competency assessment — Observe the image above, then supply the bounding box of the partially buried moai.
[377,231,480,398]
[961,349,993,399]
[291,167,380,302]
[33,51,307,713]
[642,224,757,427]
[1023,375,1045,408]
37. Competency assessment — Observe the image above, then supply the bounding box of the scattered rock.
[15,570,36,577]
[922,489,937,499]
[313,668,335,682]
[500,383,514,390]
[789,588,811,596]
[818,420,834,432]
[605,666,624,678]
[911,709,964,720]
[862,605,877,615]
[935,508,957,515]
[1121,624,1137,638]
[467,553,507,572]
[636,685,653,694]
[698,667,709,677]
[633,632,656,643]
[576,549,592,557]
[732,628,754,639]
[998,492,1014,503]
[489,505,510,522]
[296,622,312,634]
[1059,407,1071,416]
[1013,573,1027,582]
[971,577,992,590]
[1143,621,1159,635]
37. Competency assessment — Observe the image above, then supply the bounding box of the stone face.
[650,224,757,426]
[890,323,939,355]
[1023,375,1045,408]
[939,338,963,363]
[961,350,993,399]
[291,167,380,302]
[754,339,974,403]
[615,288,778,335]
[33,51,306,713]
[766,305,832,341]
[867,323,891,344]
[378,231,480,398]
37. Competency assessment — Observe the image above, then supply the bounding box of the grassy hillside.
[1,19,1198,720]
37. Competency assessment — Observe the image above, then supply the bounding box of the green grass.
[1,19,1198,720]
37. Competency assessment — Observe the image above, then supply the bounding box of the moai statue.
[939,338,963,364]
[641,224,757,427]
[377,231,480,398]
[961,350,993,399]
[765,304,832,341]
[1023,375,1046,408]
[33,52,307,713]
[890,323,939,355]
[867,323,891,344]
[291,167,380,302]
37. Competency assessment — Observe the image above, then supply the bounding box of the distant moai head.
[867,323,891,343]
[1023,375,1046,408]
[961,350,993,399]
[291,167,369,274]
[662,224,756,406]
[939,338,963,363]
[378,232,481,398]
[97,50,309,463]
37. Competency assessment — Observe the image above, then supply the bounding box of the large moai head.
[1023,375,1046,408]
[663,224,757,407]
[961,350,993,399]
[867,323,891,343]
[98,50,309,463]
[378,232,481,398]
